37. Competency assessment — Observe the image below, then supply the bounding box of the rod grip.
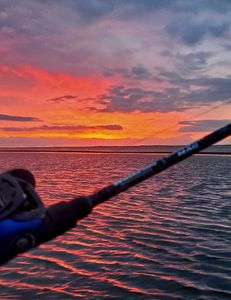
[36,196,93,245]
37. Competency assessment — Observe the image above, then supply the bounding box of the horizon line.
[0,144,230,155]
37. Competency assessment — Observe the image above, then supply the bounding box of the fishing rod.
[0,123,230,265]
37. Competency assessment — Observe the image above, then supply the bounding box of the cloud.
[81,0,231,19]
[130,0,231,15]
[1,0,231,78]
[155,70,231,103]
[94,73,231,113]
[187,77,231,103]
[224,43,231,51]
[103,65,152,80]
[166,18,230,46]
[95,86,188,113]
[0,114,41,122]
[35,0,231,21]
[197,0,231,14]
[47,95,77,103]
[0,124,123,132]
[131,65,152,80]
[176,51,214,75]
[160,50,216,80]
[179,119,230,132]
[42,0,173,23]
[66,0,117,24]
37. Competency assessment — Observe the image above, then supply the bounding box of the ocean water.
[0,152,230,299]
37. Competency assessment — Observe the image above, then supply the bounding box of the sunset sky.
[0,0,230,147]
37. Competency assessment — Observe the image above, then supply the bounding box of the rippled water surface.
[0,152,230,299]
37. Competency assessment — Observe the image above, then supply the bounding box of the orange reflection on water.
[0,278,83,298]
[24,252,97,278]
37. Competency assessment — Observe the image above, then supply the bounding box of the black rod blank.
[89,123,231,207]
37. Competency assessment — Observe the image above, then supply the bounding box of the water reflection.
[0,152,230,299]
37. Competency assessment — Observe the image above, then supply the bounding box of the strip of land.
[0,145,230,155]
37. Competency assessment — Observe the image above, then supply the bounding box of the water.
[0,152,230,299]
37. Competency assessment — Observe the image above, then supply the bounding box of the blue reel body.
[0,218,43,261]
[0,169,84,264]
[0,170,46,263]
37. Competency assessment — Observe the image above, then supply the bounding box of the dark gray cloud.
[1,124,123,132]
[96,86,188,113]
[131,65,152,80]
[94,71,231,113]
[176,52,214,75]
[188,79,231,103]
[196,0,231,14]
[156,70,231,102]
[224,44,231,51]
[166,19,230,46]
[109,52,214,82]
[166,20,207,46]
[47,95,77,103]
[103,68,128,77]
[103,65,152,80]
[179,119,230,132]
[0,114,41,122]
[75,0,231,19]
[43,0,174,23]
[42,0,231,19]
[68,0,116,24]
[161,51,215,78]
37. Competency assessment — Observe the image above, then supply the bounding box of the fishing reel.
[0,169,45,221]
[0,169,46,262]
[0,169,92,264]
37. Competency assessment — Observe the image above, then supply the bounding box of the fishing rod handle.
[0,197,92,265]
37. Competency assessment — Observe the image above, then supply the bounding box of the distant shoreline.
[0,145,230,155]
[0,151,230,155]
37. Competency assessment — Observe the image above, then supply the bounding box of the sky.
[0,0,230,147]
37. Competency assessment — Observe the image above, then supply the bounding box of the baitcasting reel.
[0,169,92,264]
